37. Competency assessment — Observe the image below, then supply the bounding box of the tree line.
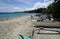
[15,0,60,21]
[23,0,60,21]
[47,0,60,21]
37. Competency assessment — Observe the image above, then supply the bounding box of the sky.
[0,0,54,12]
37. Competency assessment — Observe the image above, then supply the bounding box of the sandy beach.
[0,16,60,39]
[0,16,33,39]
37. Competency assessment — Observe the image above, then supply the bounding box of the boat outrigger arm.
[34,25,60,33]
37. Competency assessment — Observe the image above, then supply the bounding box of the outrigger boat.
[32,21,60,33]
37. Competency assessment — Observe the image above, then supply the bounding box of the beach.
[0,16,33,39]
[0,16,60,39]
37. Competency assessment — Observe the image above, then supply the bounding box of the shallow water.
[0,12,32,19]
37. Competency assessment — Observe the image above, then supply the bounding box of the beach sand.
[0,16,60,39]
[0,16,33,39]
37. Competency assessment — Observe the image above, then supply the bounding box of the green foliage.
[23,8,47,13]
[47,0,60,20]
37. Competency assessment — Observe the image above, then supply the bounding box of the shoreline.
[0,15,60,39]
[0,15,30,22]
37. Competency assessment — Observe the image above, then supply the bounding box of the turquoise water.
[0,12,32,19]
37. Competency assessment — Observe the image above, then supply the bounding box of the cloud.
[0,0,54,12]
[0,0,34,12]
[0,4,24,12]
[0,0,25,12]
[24,0,54,11]
[33,0,54,8]
[15,0,33,5]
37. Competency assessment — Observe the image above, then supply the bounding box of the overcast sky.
[0,0,54,12]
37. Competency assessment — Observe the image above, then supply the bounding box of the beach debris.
[19,34,31,39]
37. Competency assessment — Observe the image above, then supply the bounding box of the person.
[31,15,33,20]
[41,17,43,22]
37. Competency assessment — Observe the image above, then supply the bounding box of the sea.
[0,12,32,20]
